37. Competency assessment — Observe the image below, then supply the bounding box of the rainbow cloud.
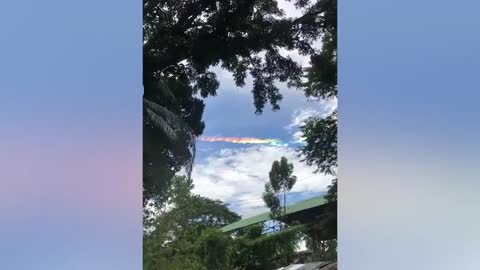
[198,136,289,147]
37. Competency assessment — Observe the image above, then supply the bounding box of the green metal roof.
[222,196,326,232]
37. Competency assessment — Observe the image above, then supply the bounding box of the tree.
[299,111,338,260]
[300,110,337,175]
[229,224,301,270]
[262,183,282,224]
[292,1,337,256]
[143,78,206,209]
[290,1,337,259]
[144,176,240,270]
[296,0,337,184]
[144,0,333,114]
[271,157,297,216]
[263,157,297,231]
[143,0,337,211]
[302,0,337,100]
[195,228,232,270]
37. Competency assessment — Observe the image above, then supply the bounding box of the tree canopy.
[143,0,338,211]
[263,156,297,224]
[300,110,337,175]
[298,0,337,246]
[144,176,240,270]
[296,0,337,178]
[144,0,335,113]
[230,224,302,270]
[143,176,304,270]
[143,80,205,207]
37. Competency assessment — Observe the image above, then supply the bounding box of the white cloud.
[278,0,304,18]
[286,108,321,130]
[285,98,337,142]
[192,145,333,217]
[278,47,312,68]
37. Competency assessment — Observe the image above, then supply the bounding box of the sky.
[191,70,337,217]
[183,1,336,218]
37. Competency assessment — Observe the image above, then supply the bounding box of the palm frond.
[143,97,196,180]
[143,98,184,131]
[144,106,178,141]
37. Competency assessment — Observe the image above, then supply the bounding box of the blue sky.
[180,1,338,218]
[191,67,336,217]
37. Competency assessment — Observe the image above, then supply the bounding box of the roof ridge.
[221,195,326,232]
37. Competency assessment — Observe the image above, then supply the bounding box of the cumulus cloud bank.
[285,98,337,142]
[192,145,333,217]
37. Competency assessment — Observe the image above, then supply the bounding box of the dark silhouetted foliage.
[263,157,297,223]
[143,0,338,214]
[300,110,337,175]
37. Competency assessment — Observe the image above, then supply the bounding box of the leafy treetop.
[144,0,336,113]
